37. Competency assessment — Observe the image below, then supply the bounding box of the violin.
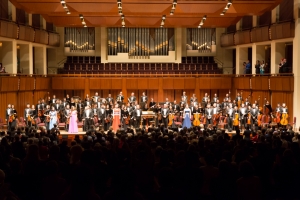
[125,116,130,125]
[9,114,15,123]
[193,113,201,126]
[38,110,44,117]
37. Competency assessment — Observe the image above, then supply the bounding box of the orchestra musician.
[140,92,148,110]
[239,103,247,130]
[205,104,213,127]
[121,105,129,129]
[83,105,93,131]
[24,103,32,127]
[133,104,142,129]
[66,94,71,104]
[236,93,243,108]
[250,104,259,130]
[54,100,60,111]
[161,104,170,128]
[69,98,76,108]
[232,105,240,131]
[226,104,234,132]
[181,91,188,105]
[172,100,180,113]
[84,97,92,107]
[60,98,69,110]
[116,92,124,106]
[244,98,251,107]
[190,94,198,106]
[264,100,273,124]
[165,98,170,106]
[149,98,156,111]
[280,103,288,127]
[51,95,57,106]
[224,93,230,102]
[202,93,209,108]
[64,105,71,131]
[128,92,136,106]
[77,99,84,121]
[98,104,106,129]
[44,105,51,130]
[31,105,37,129]
[106,94,114,106]
[212,93,218,104]
[92,92,100,103]
[105,104,112,131]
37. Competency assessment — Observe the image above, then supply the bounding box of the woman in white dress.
[49,106,57,130]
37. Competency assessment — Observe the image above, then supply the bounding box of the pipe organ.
[107,28,174,58]
[186,28,216,52]
[64,27,95,52]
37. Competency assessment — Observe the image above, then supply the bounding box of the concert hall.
[0,0,299,199]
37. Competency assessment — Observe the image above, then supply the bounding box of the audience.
[0,124,299,200]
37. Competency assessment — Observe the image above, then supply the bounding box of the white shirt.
[137,110,140,116]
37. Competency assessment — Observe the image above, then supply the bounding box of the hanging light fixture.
[220,0,232,15]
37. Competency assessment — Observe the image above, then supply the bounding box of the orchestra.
[2,90,292,133]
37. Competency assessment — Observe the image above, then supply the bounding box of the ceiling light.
[122,25,125,28]
[162,15,166,20]
[225,5,229,10]
[82,21,86,25]
[61,0,65,4]
[203,15,207,20]
[67,11,71,14]
[173,0,177,5]
[200,21,203,26]
[121,15,125,19]
[84,25,87,27]
[161,21,165,25]
[227,0,232,5]
[79,14,83,19]
[220,12,224,16]
[117,0,121,3]
[118,3,122,8]
[118,10,123,15]
[198,25,201,28]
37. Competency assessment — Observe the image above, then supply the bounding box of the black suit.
[173,104,180,112]
[84,101,92,108]
[98,108,106,127]
[132,108,142,128]
[82,109,93,131]
[161,108,169,128]
[140,96,148,109]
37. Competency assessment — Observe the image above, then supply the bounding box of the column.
[34,46,47,75]
[270,41,285,74]
[181,28,187,57]
[175,28,182,63]
[19,44,32,74]
[235,46,247,75]
[253,44,265,74]
[28,14,32,26]
[293,0,300,129]
[251,44,257,74]
[95,27,101,57]
[0,41,17,74]
[47,48,56,74]
[100,27,108,63]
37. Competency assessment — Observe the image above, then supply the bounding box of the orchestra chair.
[36,117,46,129]
[0,117,6,130]
[174,115,183,126]
[17,117,26,128]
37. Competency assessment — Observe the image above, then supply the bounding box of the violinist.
[140,92,148,110]
[92,92,100,104]
[121,105,129,129]
[202,93,209,108]
[106,94,114,106]
[128,92,136,106]
[116,91,124,106]
[44,105,51,130]
[239,103,247,131]
[66,94,71,104]
[24,103,32,127]
[105,104,112,131]
[77,99,84,121]
[98,104,107,129]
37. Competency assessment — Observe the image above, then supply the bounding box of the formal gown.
[182,108,192,128]
[68,110,78,133]
[112,108,121,132]
[49,110,57,130]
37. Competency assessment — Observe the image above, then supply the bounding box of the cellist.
[280,103,289,128]
[263,100,273,124]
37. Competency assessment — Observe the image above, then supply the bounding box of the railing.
[0,73,294,78]
[57,57,67,68]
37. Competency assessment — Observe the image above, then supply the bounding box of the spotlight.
[61,0,65,4]
[162,15,166,20]
[79,14,83,19]
[67,11,71,14]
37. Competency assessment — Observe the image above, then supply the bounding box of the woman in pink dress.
[112,104,121,133]
[68,106,78,133]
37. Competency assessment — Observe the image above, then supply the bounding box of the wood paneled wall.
[0,76,295,124]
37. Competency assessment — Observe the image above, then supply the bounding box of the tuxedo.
[54,103,60,111]
[227,108,234,130]
[116,95,124,105]
[51,98,57,105]
[83,108,93,131]
[92,96,100,103]
[64,109,71,130]
[212,97,218,103]
[161,108,170,128]
[133,108,142,128]
[193,108,202,114]
[205,108,213,125]
[140,95,148,109]
[250,108,259,128]
[98,108,106,127]
[106,97,114,104]
[181,95,188,103]
[84,100,92,108]
[190,97,198,106]
[280,107,288,114]
[149,101,156,110]
[173,104,180,112]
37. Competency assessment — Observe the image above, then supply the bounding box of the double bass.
[213,112,221,126]
[280,113,289,126]
[168,113,174,126]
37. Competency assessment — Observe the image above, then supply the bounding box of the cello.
[257,112,262,127]
[280,113,289,126]
[233,112,239,127]
[193,113,201,126]
[213,112,221,126]
[168,113,174,126]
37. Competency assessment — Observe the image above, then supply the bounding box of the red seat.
[174,116,183,126]
[18,117,26,128]
[36,117,46,128]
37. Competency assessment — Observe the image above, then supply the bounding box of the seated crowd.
[0,124,300,200]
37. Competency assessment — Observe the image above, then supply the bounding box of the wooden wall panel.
[0,92,18,120]
[163,90,174,102]
[52,77,64,89]
[1,77,19,92]
[163,79,174,89]
[137,79,148,89]
[19,77,34,91]
[270,77,293,91]
[184,78,195,89]
[111,78,122,89]
[147,90,158,103]
[100,79,112,89]
[173,78,185,89]
[36,77,51,90]
[89,79,100,89]
[62,78,74,90]
[221,78,232,89]
[148,78,159,89]
[199,78,211,89]
[73,78,85,89]
[126,78,138,89]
